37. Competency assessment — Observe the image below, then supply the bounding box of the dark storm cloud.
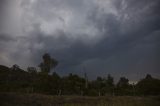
[0,0,160,80]
[54,0,160,79]
[0,34,15,42]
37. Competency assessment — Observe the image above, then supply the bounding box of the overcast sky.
[0,0,160,81]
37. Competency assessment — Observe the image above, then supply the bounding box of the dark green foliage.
[0,65,160,96]
[117,77,129,88]
[0,65,33,93]
[87,75,115,96]
[115,77,131,95]
[27,67,37,74]
[61,73,85,95]
[136,74,160,95]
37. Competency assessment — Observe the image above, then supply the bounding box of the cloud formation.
[0,0,160,80]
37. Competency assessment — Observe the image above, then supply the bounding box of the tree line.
[0,53,160,96]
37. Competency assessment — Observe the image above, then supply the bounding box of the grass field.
[0,93,160,106]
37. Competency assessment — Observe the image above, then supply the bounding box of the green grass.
[0,93,160,106]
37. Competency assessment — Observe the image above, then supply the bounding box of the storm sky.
[0,0,160,81]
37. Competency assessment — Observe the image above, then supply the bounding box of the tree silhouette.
[27,67,37,74]
[11,64,20,71]
[116,77,130,95]
[39,53,58,74]
[117,77,129,88]
[107,74,114,86]
[136,74,160,95]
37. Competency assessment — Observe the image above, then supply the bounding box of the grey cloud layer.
[0,0,160,80]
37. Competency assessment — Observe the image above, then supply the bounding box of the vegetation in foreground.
[0,93,160,106]
[0,53,160,106]
[0,62,160,96]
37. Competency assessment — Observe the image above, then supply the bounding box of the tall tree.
[116,77,130,95]
[136,74,160,95]
[107,74,114,86]
[117,77,129,88]
[39,53,58,74]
